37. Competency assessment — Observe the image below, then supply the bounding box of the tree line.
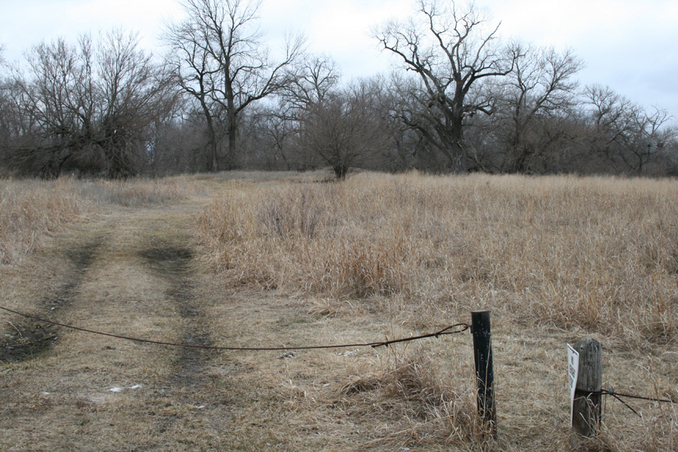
[1,0,676,179]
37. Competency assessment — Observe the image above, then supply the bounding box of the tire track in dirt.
[0,236,104,363]
[140,244,215,388]
[137,222,232,442]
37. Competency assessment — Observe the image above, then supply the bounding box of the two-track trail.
[0,183,411,452]
[0,195,238,450]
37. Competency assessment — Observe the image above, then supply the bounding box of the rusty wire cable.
[4,304,677,419]
[0,305,469,351]
[600,388,675,415]
[599,388,674,404]
[590,388,676,418]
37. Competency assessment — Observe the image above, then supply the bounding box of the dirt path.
[0,196,236,450]
[0,191,394,451]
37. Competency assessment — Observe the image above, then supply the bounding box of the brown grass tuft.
[338,346,488,449]
[0,175,204,265]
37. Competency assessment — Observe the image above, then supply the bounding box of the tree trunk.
[225,82,237,171]
[199,101,218,173]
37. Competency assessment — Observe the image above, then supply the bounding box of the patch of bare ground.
[139,240,231,440]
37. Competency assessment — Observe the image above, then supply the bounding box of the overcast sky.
[2,0,677,123]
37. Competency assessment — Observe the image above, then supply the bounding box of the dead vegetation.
[337,346,485,449]
[195,171,678,450]
[197,172,678,348]
[0,171,677,451]
[0,178,86,265]
[0,176,202,265]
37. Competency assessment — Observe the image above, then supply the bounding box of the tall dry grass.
[196,172,678,449]
[0,176,202,265]
[0,178,86,265]
[79,175,203,207]
[197,172,678,347]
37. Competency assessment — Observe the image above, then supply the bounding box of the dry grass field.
[0,171,676,451]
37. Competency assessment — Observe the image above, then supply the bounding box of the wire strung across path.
[0,305,469,351]
[5,304,674,418]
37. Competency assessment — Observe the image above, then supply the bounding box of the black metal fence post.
[472,309,496,436]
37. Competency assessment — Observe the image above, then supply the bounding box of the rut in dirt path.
[141,243,216,388]
[0,237,104,363]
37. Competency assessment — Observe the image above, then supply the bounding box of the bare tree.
[257,103,296,170]
[299,80,392,179]
[11,37,97,176]
[494,45,583,172]
[0,45,8,138]
[0,46,11,169]
[584,85,673,175]
[284,55,340,110]
[97,30,177,177]
[375,0,515,171]
[165,0,304,171]
[164,7,221,172]
[271,54,340,170]
[0,76,36,170]
[8,32,176,177]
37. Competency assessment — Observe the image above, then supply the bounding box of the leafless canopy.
[585,84,673,175]
[7,31,175,178]
[493,44,583,172]
[165,0,304,171]
[298,79,393,180]
[375,0,515,171]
